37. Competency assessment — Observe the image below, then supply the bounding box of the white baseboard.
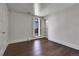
[0,43,8,56]
[30,36,46,39]
[9,36,46,44]
[9,38,28,44]
[49,39,79,50]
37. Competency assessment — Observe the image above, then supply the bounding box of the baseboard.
[9,38,29,44]
[49,39,79,50]
[0,43,8,56]
[9,36,46,44]
[29,36,47,40]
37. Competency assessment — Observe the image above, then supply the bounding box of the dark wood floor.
[4,38,79,56]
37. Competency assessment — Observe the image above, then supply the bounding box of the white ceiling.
[7,3,77,16]
[7,3,34,14]
[39,3,76,16]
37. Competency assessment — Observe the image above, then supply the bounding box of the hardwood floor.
[4,38,79,56]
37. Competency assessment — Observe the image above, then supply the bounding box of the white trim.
[0,43,8,56]
[8,36,46,44]
[38,17,41,37]
[9,38,28,44]
[49,39,79,50]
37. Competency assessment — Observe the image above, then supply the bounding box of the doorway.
[33,17,41,38]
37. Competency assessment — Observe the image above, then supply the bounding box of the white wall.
[0,4,8,55]
[46,4,79,50]
[8,11,33,43]
[8,11,46,44]
[40,18,46,37]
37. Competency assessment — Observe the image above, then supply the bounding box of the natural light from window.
[34,3,40,16]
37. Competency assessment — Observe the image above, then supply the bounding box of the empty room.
[1,3,79,56]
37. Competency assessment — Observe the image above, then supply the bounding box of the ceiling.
[7,3,77,16]
[39,3,76,16]
[7,3,34,15]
